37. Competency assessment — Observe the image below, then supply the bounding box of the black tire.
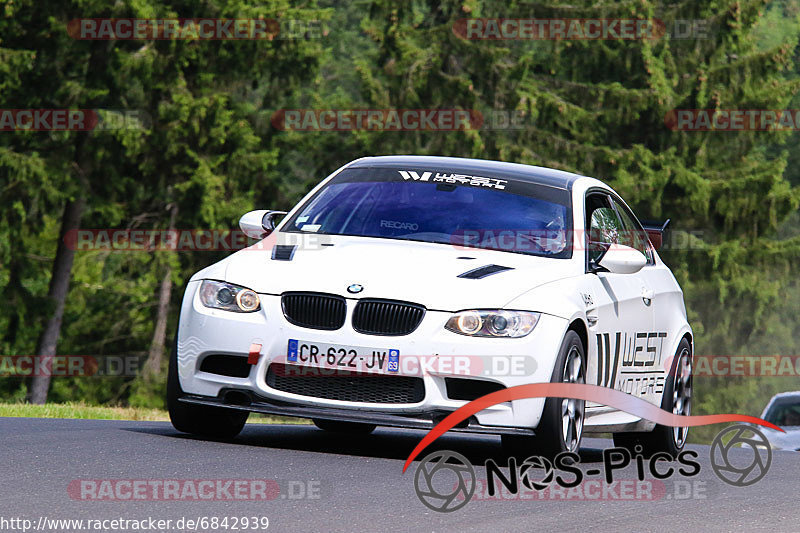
[502,330,586,458]
[167,330,248,439]
[613,338,692,458]
[312,419,376,434]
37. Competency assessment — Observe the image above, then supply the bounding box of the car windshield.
[283,167,572,257]
[764,399,800,427]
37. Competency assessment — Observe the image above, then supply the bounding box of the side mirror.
[595,244,647,274]
[239,210,288,239]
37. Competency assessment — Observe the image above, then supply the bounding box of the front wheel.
[613,338,693,457]
[503,330,586,458]
[167,332,248,439]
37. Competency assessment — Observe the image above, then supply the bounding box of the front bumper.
[179,391,536,436]
[176,280,569,430]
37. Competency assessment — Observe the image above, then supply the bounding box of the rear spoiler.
[641,219,670,250]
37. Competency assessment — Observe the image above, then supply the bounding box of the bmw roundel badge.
[347,284,364,294]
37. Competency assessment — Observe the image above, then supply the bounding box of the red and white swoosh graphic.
[402,382,784,472]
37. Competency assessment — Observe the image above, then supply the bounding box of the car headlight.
[199,280,261,313]
[445,310,540,338]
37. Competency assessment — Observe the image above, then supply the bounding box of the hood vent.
[272,245,296,261]
[457,264,513,279]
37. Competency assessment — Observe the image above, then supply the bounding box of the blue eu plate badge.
[288,339,298,362]
[387,349,399,372]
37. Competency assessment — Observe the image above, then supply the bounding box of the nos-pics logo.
[413,424,772,512]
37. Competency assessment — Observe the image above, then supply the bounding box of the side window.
[612,200,653,264]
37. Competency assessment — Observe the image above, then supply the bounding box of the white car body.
[173,156,693,442]
[760,391,800,451]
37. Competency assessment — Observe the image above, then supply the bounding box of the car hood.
[762,427,800,451]
[194,234,578,311]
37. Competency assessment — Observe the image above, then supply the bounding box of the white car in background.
[168,155,693,457]
[760,391,800,451]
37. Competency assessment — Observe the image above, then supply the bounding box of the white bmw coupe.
[168,155,693,457]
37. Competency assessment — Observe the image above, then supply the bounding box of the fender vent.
[457,264,513,279]
[445,378,506,401]
[272,245,296,261]
[199,355,251,378]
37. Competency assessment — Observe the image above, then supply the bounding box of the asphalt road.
[0,417,797,533]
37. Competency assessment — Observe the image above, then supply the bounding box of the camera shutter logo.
[519,456,554,491]
[414,450,475,512]
[710,424,772,487]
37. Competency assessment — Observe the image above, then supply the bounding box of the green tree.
[0,0,325,404]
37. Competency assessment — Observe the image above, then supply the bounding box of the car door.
[582,192,656,401]
[611,197,674,404]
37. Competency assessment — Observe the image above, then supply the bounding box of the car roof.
[348,155,587,190]
[770,391,800,401]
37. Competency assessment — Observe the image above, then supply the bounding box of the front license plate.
[287,339,400,373]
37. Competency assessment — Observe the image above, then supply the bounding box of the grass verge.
[0,402,308,424]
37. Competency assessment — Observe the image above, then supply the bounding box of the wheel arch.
[567,317,588,354]
[681,331,693,352]
[672,327,694,360]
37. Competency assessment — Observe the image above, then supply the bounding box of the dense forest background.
[2,0,800,443]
